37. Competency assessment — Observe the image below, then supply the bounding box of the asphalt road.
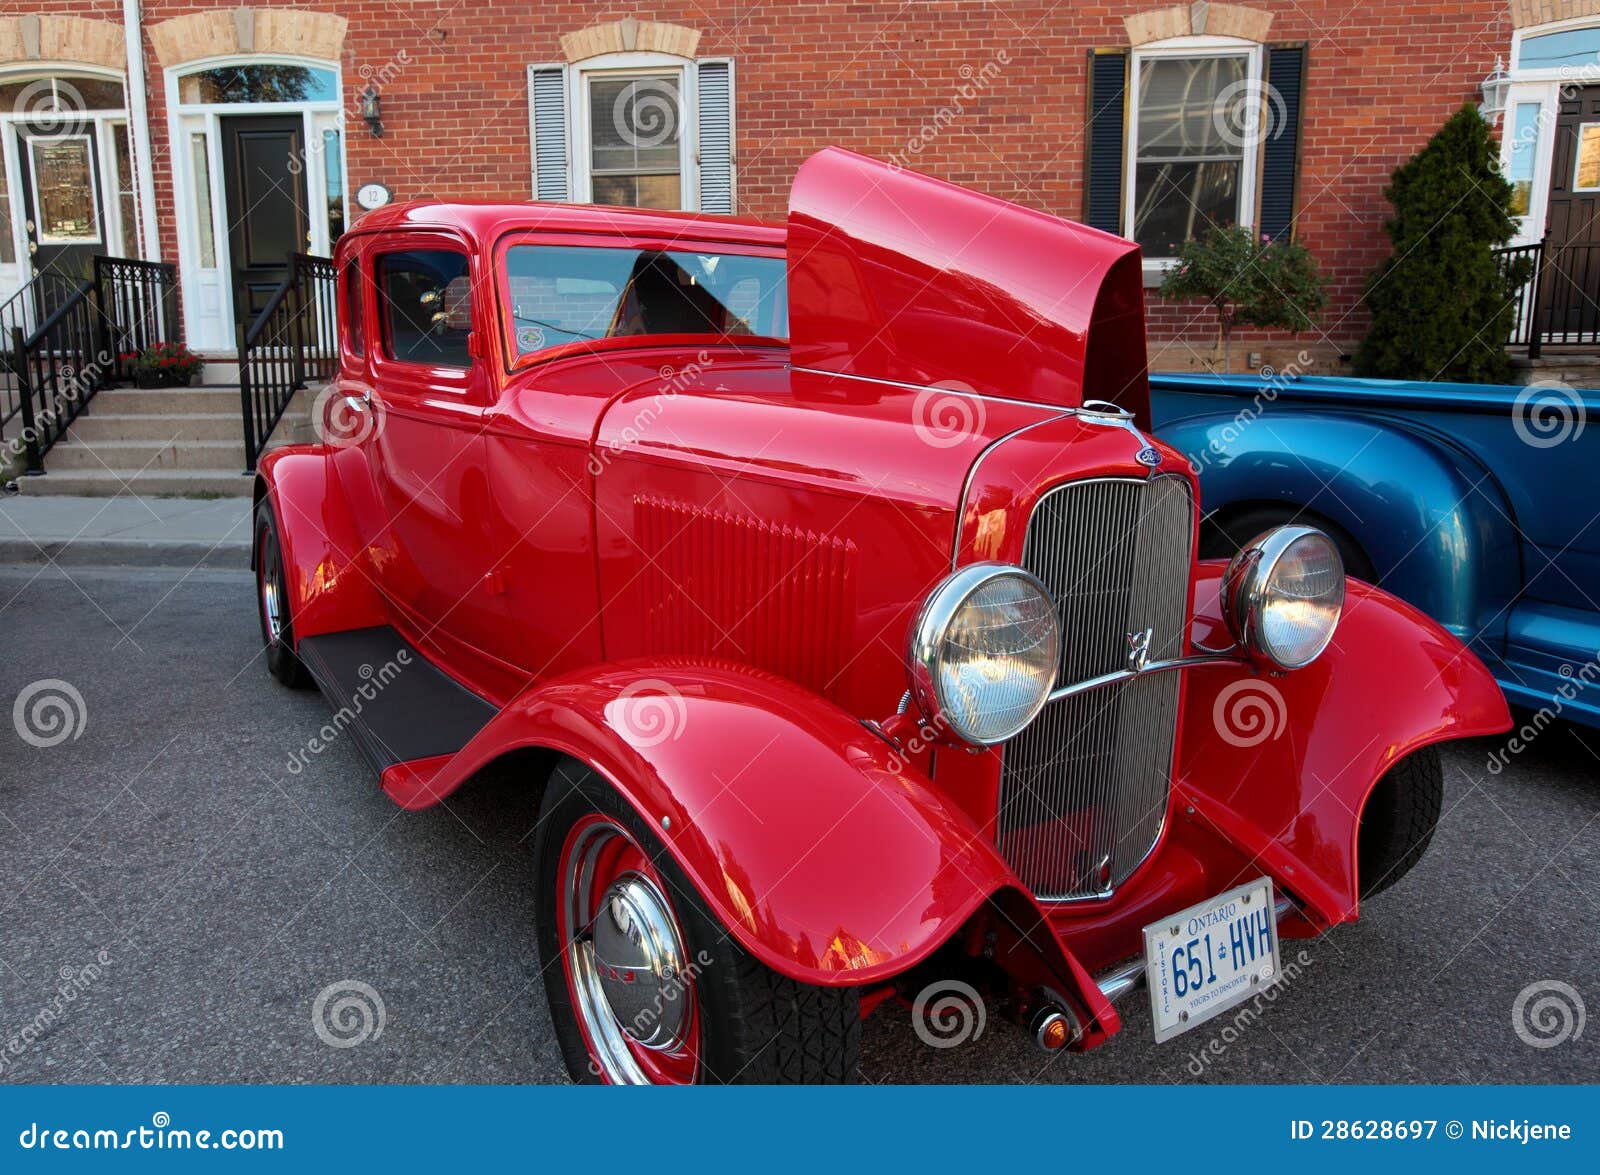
[1,562,1595,1085]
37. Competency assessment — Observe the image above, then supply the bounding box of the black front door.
[1543,85,1600,338]
[222,115,307,331]
[15,123,106,313]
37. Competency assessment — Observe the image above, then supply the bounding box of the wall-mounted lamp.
[360,86,384,137]
[1479,57,1512,121]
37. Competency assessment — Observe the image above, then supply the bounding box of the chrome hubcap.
[259,534,284,642]
[563,823,693,1084]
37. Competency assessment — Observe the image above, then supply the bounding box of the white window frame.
[1126,35,1264,281]
[1510,16,1600,79]
[1499,84,1558,243]
[567,51,701,210]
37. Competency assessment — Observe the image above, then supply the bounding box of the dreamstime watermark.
[312,980,386,1048]
[1512,380,1586,449]
[283,652,411,774]
[1211,678,1287,748]
[584,947,714,1078]
[312,383,388,449]
[612,679,688,748]
[5,351,116,465]
[1486,651,1598,774]
[17,1111,284,1152]
[1185,350,1315,474]
[10,78,86,136]
[888,51,1011,169]
[613,78,679,150]
[911,979,986,1049]
[1211,78,1289,151]
[1512,980,1585,1049]
[587,351,714,476]
[1185,947,1314,1076]
[0,950,113,1078]
[12,679,87,749]
[912,379,986,449]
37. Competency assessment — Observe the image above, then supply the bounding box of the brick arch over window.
[1124,3,1274,46]
[147,9,346,70]
[0,16,125,71]
[1509,1,1600,27]
[559,19,701,63]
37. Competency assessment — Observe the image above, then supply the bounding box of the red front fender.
[380,661,1117,1037]
[1178,565,1511,927]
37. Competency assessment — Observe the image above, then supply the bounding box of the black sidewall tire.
[534,762,860,1084]
[254,500,312,689]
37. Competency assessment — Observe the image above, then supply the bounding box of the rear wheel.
[254,500,311,689]
[534,761,860,1084]
[1358,745,1444,899]
[1201,504,1378,583]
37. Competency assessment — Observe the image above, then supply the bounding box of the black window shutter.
[1085,48,1128,235]
[1259,44,1306,242]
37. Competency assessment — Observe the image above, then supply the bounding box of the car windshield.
[503,244,786,355]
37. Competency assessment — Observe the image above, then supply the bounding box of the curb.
[0,538,249,569]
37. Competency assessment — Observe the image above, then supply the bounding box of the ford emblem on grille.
[1135,446,1162,467]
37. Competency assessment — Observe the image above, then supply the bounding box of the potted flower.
[129,342,204,388]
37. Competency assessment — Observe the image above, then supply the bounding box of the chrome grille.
[997,475,1195,900]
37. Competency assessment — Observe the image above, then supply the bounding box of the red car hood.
[786,147,1152,426]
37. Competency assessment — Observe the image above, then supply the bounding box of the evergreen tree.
[1355,104,1529,383]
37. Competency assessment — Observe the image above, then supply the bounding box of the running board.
[296,626,497,775]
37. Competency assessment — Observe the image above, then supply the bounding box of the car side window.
[343,259,364,356]
[378,249,473,369]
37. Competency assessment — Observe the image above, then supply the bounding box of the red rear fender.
[256,445,386,642]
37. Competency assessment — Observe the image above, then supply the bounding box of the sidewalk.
[0,493,252,567]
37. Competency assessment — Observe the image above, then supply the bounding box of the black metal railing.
[238,253,337,472]
[8,282,102,474]
[1494,233,1600,358]
[0,270,82,427]
[2,257,179,474]
[94,256,180,383]
[1495,238,1546,355]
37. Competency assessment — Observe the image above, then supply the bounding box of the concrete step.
[45,438,246,473]
[16,467,252,498]
[67,412,241,443]
[88,386,241,414]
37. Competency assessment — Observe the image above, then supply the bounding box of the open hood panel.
[787,148,1151,424]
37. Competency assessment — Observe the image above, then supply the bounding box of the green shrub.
[1158,224,1328,371]
[1355,104,1529,383]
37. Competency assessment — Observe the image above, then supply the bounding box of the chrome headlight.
[1222,525,1345,670]
[907,563,1060,746]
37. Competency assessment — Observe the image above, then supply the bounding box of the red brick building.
[0,1,1587,372]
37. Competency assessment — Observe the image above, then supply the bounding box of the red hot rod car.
[253,148,1510,1083]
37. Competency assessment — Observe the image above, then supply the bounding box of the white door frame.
[0,66,131,312]
[165,54,348,353]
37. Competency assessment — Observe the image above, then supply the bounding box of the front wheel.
[534,762,860,1084]
[1358,745,1444,899]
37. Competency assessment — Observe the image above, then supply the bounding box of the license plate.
[1142,878,1281,1043]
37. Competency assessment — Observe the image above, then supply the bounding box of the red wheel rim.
[556,813,700,1084]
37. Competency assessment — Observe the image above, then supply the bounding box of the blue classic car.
[1150,372,1598,730]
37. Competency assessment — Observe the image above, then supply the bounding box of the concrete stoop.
[16,385,247,497]
[15,381,328,497]
[1509,352,1600,389]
